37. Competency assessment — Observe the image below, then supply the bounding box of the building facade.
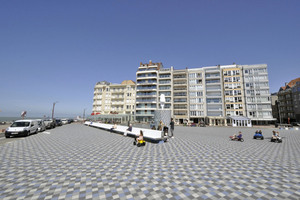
[92,80,136,122]
[271,93,279,122]
[277,78,300,123]
[188,68,205,124]
[135,61,162,122]
[173,69,189,124]
[242,64,273,125]
[92,61,274,126]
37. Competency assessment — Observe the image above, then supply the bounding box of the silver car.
[36,119,46,132]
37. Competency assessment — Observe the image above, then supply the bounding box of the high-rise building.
[242,64,273,124]
[158,67,173,110]
[203,65,226,126]
[173,68,189,124]
[188,68,205,124]
[222,65,245,118]
[135,61,162,122]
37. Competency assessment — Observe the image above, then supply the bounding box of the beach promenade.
[0,124,299,199]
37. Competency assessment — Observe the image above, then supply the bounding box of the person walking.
[170,118,175,138]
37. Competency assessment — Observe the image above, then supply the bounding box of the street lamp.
[52,101,58,120]
[83,108,86,121]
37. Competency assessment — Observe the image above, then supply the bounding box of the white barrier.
[85,121,165,141]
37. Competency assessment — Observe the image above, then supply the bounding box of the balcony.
[159,87,171,91]
[159,81,171,85]
[207,99,222,104]
[137,81,157,85]
[135,107,157,110]
[205,80,221,85]
[135,99,157,103]
[136,86,157,91]
[159,74,171,79]
[173,81,187,85]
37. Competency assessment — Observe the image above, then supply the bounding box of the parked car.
[292,122,300,126]
[44,118,56,129]
[36,119,46,132]
[55,119,62,126]
[5,119,38,138]
[61,119,69,125]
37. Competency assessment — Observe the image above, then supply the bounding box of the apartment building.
[92,61,274,126]
[92,80,136,122]
[271,93,279,122]
[188,68,205,124]
[135,61,162,122]
[203,65,226,126]
[242,64,273,124]
[158,67,173,110]
[277,77,300,123]
[173,69,189,124]
[222,65,246,117]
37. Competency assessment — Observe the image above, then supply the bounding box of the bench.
[84,121,167,143]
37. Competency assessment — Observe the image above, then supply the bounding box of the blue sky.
[0,0,299,118]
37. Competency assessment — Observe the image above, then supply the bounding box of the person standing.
[170,118,175,138]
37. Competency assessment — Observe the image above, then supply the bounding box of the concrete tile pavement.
[0,124,299,199]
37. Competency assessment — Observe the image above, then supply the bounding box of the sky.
[0,0,299,118]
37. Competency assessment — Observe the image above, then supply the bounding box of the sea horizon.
[0,116,76,122]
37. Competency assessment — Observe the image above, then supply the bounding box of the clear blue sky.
[1,0,299,118]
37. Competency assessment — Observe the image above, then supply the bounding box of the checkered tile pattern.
[0,124,300,199]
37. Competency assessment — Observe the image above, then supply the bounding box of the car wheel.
[261,137,264,140]
[253,137,256,139]
[5,134,10,138]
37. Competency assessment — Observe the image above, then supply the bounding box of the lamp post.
[52,101,58,120]
[83,108,86,122]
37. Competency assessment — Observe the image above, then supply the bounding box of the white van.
[5,119,39,138]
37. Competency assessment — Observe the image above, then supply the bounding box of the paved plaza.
[0,123,300,200]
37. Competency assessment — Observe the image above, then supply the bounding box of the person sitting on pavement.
[110,124,117,132]
[127,124,132,132]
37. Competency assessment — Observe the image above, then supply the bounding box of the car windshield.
[11,122,30,127]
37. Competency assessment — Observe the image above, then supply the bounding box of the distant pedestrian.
[170,118,174,138]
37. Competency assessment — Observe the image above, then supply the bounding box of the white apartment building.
[92,80,136,122]
[188,68,205,124]
[203,65,226,126]
[135,61,162,122]
[242,64,273,124]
